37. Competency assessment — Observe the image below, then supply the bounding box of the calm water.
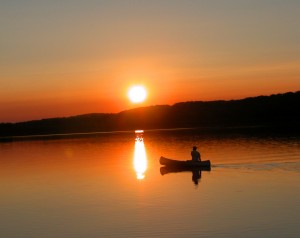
[0,129,299,238]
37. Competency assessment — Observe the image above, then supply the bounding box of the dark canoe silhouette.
[160,156,211,168]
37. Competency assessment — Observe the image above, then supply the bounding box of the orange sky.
[1,1,300,122]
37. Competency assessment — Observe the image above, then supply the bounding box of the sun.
[128,86,147,103]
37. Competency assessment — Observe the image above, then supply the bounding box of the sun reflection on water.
[134,130,148,180]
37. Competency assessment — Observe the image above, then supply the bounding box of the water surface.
[0,129,299,237]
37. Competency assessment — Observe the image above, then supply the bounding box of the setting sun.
[128,86,147,103]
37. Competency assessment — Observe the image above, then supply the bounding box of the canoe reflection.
[160,166,210,185]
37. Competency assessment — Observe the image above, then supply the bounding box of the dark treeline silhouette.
[1,91,300,138]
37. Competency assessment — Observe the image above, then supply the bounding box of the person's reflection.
[192,169,201,185]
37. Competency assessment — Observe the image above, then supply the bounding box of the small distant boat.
[160,156,211,168]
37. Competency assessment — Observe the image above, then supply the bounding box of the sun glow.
[128,86,147,103]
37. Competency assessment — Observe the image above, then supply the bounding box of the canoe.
[160,156,211,168]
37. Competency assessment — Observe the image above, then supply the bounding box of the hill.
[1,91,300,138]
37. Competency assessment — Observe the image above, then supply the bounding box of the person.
[191,146,201,162]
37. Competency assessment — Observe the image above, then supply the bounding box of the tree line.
[1,91,299,138]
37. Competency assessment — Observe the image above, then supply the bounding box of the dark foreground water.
[0,129,299,238]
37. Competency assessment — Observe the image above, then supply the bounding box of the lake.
[0,129,299,238]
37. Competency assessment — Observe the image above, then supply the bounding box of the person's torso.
[191,150,200,160]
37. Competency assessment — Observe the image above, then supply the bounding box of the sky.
[1,0,300,122]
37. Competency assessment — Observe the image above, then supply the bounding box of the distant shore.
[1,91,299,141]
[1,124,299,143]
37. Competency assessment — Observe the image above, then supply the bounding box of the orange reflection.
[133,134,148,180]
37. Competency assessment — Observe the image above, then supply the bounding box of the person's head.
[193,146,197,150]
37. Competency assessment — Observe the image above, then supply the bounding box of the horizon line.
[1,90,299,124]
